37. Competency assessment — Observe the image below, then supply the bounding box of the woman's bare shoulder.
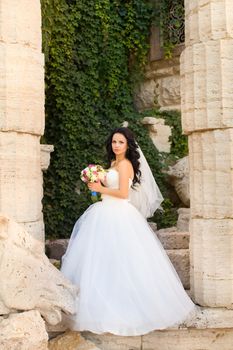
[118,158,132,168]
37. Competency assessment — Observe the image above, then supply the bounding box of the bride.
[61,127,195,336]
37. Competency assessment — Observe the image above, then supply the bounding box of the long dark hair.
[106,127,141,186]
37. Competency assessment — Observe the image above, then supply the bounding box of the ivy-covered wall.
[41,0,187,239]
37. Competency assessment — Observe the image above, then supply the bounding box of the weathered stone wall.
[0,0,45,241]
[181,0,233,307]
[135,45,183,111]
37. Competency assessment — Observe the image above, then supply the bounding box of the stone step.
[167,249,190,289]
[149,225,190,289]
[149,223,190,250]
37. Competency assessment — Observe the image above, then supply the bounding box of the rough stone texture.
[155,227,189,250]
[141,117,172,153]
[135,46,183,111]
[0,0,45,241]
[0,132,42,220]
[185,0,233,45]
[134,79,157,110]
[21,218,45,242]
[0,215,78,324]
[0,132,45,240]
[165,156,190,207]
[181,0,233,308]
[142,328,233,350]
[46,239,69,260]
[0,0,42,49]
[41,145,54,171]
[189,218,233,307]
[49,332,101,350]
[151,226,190,289]
[0,44,44,135]
[0,310,48,350]
[82,332,142,350]
[176,208,190,232]
[184,307,233,329]
[181,40,233,134]
[189,130,233,219]
[155,75,181,111]
[167,249,190,289]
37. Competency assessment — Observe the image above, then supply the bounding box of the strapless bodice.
[105,168,132,189]
[101,168,132,201]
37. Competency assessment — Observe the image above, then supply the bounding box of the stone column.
[0,1,45,241]
[181,0,233,307]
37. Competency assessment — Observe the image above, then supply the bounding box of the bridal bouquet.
[80,164,106,202]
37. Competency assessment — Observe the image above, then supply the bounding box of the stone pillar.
[181,0,233,307]
[0,1,45,241]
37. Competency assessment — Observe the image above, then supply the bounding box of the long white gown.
[61,169,195,336]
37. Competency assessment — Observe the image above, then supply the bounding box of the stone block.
[134,80,157,110]
[82,331,141,350]
[177,208,190,232]
[22,218,45,242]
[165,157,190,207]
[0,215,78,324]
[142,328,233,350]
[41,144,54,171]
[155,76,181,110]
[0,0,42,49]
[189,130,233,219]
[181,40,233,133]
[155,228,189,250]
[0,132,43,225]
[190,218,233,307]
[185,5,199,46]
[0,43,44,135]
[46,239,69,260]
[0,310,48,350]
[167,249,190,289]
[49,331,101,350]
[185,0,233,45]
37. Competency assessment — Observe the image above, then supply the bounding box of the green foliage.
[151,198,178,229]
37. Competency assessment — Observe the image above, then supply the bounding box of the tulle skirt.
[61,196,195,336]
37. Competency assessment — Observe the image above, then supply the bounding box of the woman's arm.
[88,160,133,199]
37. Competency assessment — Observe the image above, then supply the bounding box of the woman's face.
[111,133,128,157]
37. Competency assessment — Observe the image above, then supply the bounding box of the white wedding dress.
[61,169,195,336]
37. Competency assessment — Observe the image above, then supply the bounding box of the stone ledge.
[80,308,233,350]
[182,307,233,330]
[167,249,190,289]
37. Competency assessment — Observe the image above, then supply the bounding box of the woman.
[61,127,195,336]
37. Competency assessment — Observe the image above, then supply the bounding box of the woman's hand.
[88,181,103,193]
